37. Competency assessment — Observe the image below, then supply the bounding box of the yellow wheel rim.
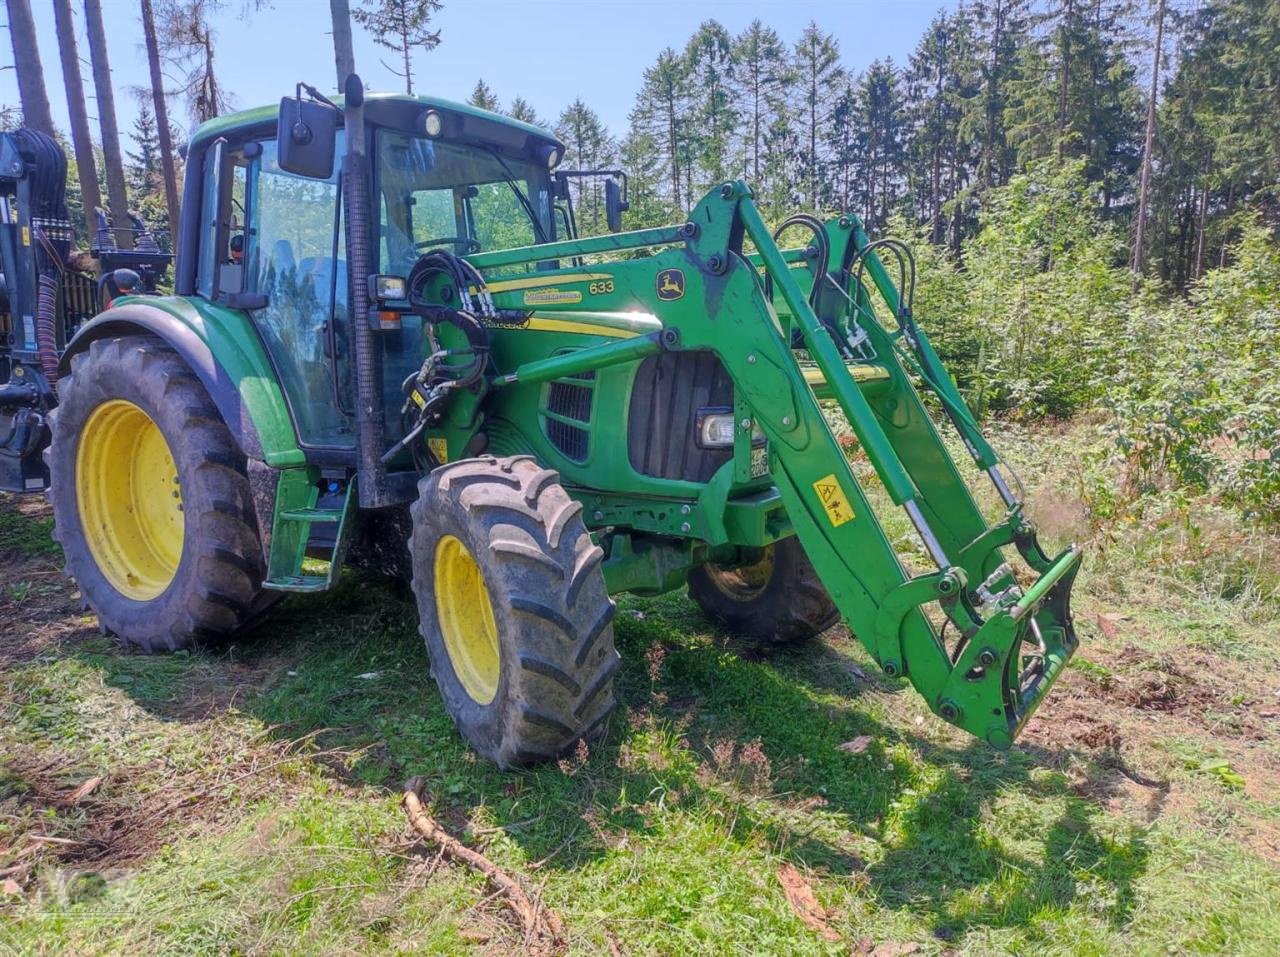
[705,545,776,601]
[434,535,500,704]
[75,400,184,601]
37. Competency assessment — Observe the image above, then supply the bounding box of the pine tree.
[683,20,736,191]
[858,59,906,230]
[53,0,102,240]
[555,100,616,234]
[904,13,979,245]
[354,0,443,95]
[730,20,791,192]
[630,48,693,211]
[792,23,844,211]
[4,0,55,135]
[155,0,231,122]
[618,127,670,227]
[962,0,1032,189]
[468,80,501,112]
[1005,0,1143,212]
[509,96,542,127]
[127,105,162,199]
[826,79,862,214]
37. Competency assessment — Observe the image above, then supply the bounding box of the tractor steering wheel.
[415,236,481,254]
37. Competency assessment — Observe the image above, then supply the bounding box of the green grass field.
[2,424,1279,955]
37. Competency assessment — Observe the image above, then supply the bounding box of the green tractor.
[2,79,1081,765]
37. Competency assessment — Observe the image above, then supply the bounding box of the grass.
[2,423,1280,954]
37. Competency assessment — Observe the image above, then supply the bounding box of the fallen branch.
[402,777,564,954]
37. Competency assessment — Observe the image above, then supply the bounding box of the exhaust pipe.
[340,74,389,507]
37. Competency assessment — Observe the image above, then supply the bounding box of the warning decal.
[427,437,448,463]
[812,473,855,527]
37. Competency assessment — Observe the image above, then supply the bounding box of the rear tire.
[687,536,840,645]
[409,455,619,767]
[47,335,270,652]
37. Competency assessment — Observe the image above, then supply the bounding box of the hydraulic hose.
[34,274,60,383]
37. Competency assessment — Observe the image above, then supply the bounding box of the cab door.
[241,139,354,451]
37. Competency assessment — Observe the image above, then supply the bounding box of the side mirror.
[277,96,336,179]
[605,177,629,233]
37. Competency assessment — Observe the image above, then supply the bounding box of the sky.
[2,0,960,144]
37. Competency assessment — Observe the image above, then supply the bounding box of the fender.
[59,297,305,468]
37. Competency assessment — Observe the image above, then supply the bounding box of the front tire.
[47,335,270,651]
[687,536,840,645]
[410,456,619,767]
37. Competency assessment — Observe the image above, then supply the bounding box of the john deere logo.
[656,268,685,301]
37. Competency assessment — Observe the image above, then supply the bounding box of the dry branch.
[402,777,565,954]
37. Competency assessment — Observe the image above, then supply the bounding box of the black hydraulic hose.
[848,238,916,320]
[765,214,830,310]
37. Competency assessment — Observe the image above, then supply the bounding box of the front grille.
[628,350,734,482]
[543,371,594,462]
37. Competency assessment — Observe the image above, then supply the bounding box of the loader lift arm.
[446,181,1080,749]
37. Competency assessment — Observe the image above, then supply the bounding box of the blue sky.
[5,0,959,142]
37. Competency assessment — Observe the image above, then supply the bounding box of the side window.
[244,140,353,448]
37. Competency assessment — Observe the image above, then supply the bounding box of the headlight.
[422,109,443,137]
[696,408,765,449]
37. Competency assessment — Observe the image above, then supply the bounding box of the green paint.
[110,295,305,468]
[114,97,1082,747]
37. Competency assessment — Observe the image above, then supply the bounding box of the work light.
[370,275,408,302]
[696,408,764,449]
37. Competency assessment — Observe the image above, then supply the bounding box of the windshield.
[376,129,554,272]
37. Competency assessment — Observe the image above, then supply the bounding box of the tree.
[156,0,231,122]
[1006,0,1142,212]
[618,127,668,227]
[792,22,844,210]
[5,0,55,135]
[468,79,500,112]
[354,0,443,95]
[630,48,692,210]
[508,96,542,127]
[84,0,133,246]
[1132,0,1168,276]
[331,0,355,90]
[903,12,979,247]
[555,99,615,233]
[858,59,906,230]
[127,105,161,198]
[962,0,1032,189]
[730,20,790,188]
[52,0,103,240]
[683,20,736,189]
[141,0,180,246]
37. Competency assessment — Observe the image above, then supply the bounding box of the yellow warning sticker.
[427,436,448,464]
[812,473,855,527]
[20,226,29,246]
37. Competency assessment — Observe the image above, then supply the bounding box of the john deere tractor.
[1,78,1081,765]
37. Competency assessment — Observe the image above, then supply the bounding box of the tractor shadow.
[74,570,1152,940]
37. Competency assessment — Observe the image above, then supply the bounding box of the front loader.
[13,78,1080,765]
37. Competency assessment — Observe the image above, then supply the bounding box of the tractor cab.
[174,89,625,472]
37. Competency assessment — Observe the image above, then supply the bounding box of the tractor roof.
[190,92,562,154]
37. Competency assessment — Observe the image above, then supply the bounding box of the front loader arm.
[462,182,1080,748]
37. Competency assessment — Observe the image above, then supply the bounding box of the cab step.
[263,470,355,593]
